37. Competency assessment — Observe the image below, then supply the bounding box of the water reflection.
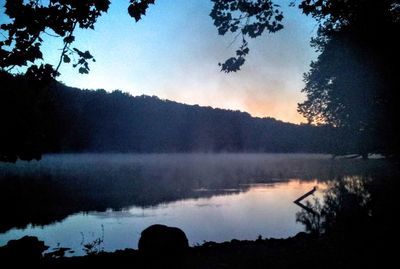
[295,172,398,267]
[0,181,322,255]
[0,153,392,255]
[0,153,337,233]
[298,173,397,228]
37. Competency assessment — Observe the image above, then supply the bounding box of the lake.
[0,153,386,255]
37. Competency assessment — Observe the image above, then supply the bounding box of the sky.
[1,0,318,124]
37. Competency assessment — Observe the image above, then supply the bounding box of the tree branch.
[55,21,77,74]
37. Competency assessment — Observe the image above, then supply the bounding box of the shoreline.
[0,231,389,268]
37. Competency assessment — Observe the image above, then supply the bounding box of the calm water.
[0,153,383,255]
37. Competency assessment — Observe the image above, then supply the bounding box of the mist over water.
[0,153,387,255]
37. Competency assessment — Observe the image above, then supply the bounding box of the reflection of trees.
[0,170,248,234]
[296,172,398,265]
[323,177,371,236]
[295,197,323,236]
[296,176,372,236]
[0,157,391,234]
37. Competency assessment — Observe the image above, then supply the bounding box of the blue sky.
[1,0,318,123]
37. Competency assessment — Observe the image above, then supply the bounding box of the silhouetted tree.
[211,0,400,157]
[0,71,58,162]
[297,0,400,157]
[0,0,155,78]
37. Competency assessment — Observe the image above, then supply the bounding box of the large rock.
[0,236,48,262]
[138,224,189,254]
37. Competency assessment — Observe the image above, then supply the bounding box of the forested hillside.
[1,72,338,161]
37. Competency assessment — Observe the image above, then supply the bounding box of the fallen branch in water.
[294,186,318,215]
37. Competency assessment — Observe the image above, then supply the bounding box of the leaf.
[275,14,283,21]
[79,67,88,74]
[128,0,155,22]
[73,48,84,57]
[128,4,142,22]
[220,56,245,73]
[63,55,71,63]
[64,35,75,44]
[95,0,111,12]
[83,51,93,59]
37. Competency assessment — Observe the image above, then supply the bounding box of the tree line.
[1,72,344,161]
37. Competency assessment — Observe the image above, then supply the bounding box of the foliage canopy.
[0,0,155,79]
[297,0,400,156]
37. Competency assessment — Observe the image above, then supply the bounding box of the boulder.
[138,224,189,254]
[0,236,48,262]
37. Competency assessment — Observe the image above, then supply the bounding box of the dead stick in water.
[294,186,318,215]
[294,186,317,204]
